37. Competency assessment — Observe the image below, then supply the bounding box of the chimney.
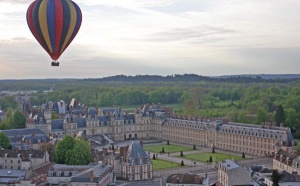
[90,170,94,182]
[280,155,283,162]
[261,122,265,128]
[286,157,289,164]
[280,123,284,128]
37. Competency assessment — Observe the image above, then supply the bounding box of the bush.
[180,150,183,156]
[242,152,245,158]
[152,154,156,160]
[167,140,170,145]
[209,156,213,162]
[162,147,165,153]
[181,160,184,166]
[193,144,196,150]
[212,147,215,153]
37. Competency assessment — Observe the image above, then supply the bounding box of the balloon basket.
[51,62,59,66]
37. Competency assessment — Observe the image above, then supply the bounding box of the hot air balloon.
[27,0,82,66]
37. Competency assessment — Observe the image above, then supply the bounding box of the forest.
[0,74,299,131]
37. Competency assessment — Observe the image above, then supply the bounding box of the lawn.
[152,159,182,170]
[144,144,193,153]
[178,152,247,163]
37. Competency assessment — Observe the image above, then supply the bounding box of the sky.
[0,0,299,79]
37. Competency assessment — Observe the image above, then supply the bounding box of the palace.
[25,102,297,157]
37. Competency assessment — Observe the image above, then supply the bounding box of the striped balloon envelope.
[27,0,82,66]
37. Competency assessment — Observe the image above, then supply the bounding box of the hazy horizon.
[1,0,300,79]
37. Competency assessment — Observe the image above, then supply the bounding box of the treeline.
[85,74,300,83]
[0,74,299,91]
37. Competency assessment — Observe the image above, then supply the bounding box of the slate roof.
[0,128,49,149]
[0,128,45,137]
[166,173,204,184]
[88,108,97,118]
[51,119,64,130]
[49,164,93,174]
[126,141,151,166]
[0,149,46,159]
[76,118,87,128]
[98,116,110,126]
[280,171,300,182]
[0,169,26,184]
[71,163,112,183]
[220,160,240,170]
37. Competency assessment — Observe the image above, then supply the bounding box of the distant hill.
[215,74,300,79]
[0,74,299,91]
[84,74,300,83]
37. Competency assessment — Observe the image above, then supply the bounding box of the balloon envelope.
[27,0,82,61]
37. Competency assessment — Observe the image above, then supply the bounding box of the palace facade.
[26,103,296,157]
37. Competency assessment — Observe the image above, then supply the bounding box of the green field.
[179,152,247,163]
[144,144,193,153]
[152,159,182,170]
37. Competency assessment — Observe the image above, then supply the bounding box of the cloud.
[145,25,236,43]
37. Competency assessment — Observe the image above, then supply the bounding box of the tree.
[271,170,284,186]
[167,140,170,145]
[193,144,196,150]
[54,136,75,164]
[256,107,267,125]
[152,154,156,160]
[180,150,183,156]
[0,108,13,129]
[65,139,92,165]
[162,147,165,153]
[212,147,215,153]
[209,156,213,162]
[242,152,245,158]
[285,108,298,129]
[181,160,184,166]
[0,132,11,149]
[11,110,26,129]
[275,105,286,126]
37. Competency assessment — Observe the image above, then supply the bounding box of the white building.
[217,160,251,186]
[119,141,153,181]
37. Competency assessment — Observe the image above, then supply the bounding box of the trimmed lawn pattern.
[152,159,182,170]
[179,152,246,163]
[144,144,193,153]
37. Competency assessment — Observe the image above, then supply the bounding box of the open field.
[144,144,193,153]
[178,152,247,163]
[152,159,182,170]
